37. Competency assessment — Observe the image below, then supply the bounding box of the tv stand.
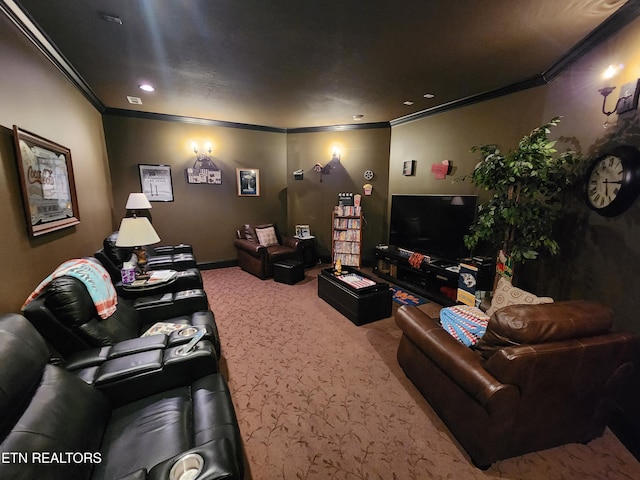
[373,245,459,306]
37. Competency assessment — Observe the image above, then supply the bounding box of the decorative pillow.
[141,322,186,337]
[485,277,554,317]
[440,305,490,347]
[255,226,279,247]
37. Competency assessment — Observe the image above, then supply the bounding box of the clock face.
[585,145,640,217]
[587,155,623,209]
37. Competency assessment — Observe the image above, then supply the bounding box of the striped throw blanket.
[439,304,489,347]
[22,258,118,319]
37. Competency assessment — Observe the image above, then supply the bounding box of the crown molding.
[1,0,105,111]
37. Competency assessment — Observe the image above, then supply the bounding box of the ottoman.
[273,259,305,284]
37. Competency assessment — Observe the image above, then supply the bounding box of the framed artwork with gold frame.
[13,126,80,237]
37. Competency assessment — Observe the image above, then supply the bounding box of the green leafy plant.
[460,117,584,264]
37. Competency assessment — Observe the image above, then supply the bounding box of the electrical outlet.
[616,79,640,114]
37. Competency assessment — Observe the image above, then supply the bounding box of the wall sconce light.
[598,75,640,128]
[187,141,221,184]
[312,148,343,182]
[192,142,213,163]
[331,148,341,164]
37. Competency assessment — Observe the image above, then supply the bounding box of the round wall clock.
[585,145,640,217]
[363,170,374,180]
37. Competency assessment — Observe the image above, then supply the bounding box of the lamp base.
[133,247,150,278]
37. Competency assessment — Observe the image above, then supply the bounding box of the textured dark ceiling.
[6,0,638,129]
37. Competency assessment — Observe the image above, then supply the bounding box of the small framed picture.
[403,160,416,176]
[295,224,311,238]
[236,168,260,196]
[138,164,174,202]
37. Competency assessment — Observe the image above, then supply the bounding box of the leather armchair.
[395,301,640,468]
[234,223,302,279]
[22,274,220,359]
[95,231,199,283]
[0,313,244,480]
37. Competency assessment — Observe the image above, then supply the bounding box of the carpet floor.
[202,266,640,479]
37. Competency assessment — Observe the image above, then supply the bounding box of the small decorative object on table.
[334,258,342,275]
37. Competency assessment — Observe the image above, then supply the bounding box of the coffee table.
[317,267,392,325]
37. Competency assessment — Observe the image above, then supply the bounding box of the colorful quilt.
[440,304,489,347]
[22,258,117,319]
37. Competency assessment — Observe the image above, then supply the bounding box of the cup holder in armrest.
[168,325,212,347]
[169,453,203,480]
[164,341,215,366]
[177,326,198,337]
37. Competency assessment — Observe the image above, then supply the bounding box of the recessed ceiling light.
[403,101,414,106]
[353,114,364,121]
[423,93,435,99]
[139,84,155,92]
[127,96,143,105]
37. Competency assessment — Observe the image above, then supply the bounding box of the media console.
[373,245,462,306]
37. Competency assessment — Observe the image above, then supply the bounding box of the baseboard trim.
[198,259,238,270]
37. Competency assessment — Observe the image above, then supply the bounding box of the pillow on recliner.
[485,277,553,317]
[255,226,279,247]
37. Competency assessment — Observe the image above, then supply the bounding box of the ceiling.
[5,0,639,130]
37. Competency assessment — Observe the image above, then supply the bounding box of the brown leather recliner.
[395,301,640,468]
[234,223,302,279]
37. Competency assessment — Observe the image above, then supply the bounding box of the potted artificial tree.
[461,117,584,284]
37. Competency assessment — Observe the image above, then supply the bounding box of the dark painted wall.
[286,127,391,265]
[0,13,113,313]
[103,115,288,264]
[388,15,640,337]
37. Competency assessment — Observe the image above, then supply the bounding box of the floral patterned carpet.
[202,266,640,480]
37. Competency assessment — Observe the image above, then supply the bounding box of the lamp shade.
[125,193,152,210]
[115,216,160,247]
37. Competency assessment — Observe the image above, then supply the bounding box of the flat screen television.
[389,194,478,261]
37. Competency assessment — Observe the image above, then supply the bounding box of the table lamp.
[125,192,153,222]
[115,215,160,278]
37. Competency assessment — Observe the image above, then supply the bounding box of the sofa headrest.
[0,313,50,434]
[475,300,613,360]
[44,276,98,327]
[103,231,134,268]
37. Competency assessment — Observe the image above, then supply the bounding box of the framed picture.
[236,168,260,196]
[13,126,80,237]
[403,160,416,176]
[138,164,174,202]
[295,224,311,238]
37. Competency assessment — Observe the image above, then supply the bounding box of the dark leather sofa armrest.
[92,342,218,406]
[148,438,242,480]
[395,305,517,408]
[65,346,112,371]
[133,290,209,324]
[281,235,302,250]
[233,238,266,256]
[114,469,147,480]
